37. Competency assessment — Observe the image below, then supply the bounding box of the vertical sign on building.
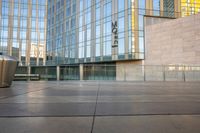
[112,0,118,60]
[112,21,118,48]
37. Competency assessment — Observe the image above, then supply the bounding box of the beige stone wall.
[145,13,200,65]
[116,61,144,81]
[145,16,174,27]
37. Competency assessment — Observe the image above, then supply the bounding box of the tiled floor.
[0,81,200,133]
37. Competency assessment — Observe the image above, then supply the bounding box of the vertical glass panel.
[139,0,145,14]
[72,3,76,14]
[118,0,125,11]
[104,41,111,56]
[66,7,71,17]
[163,0,174,17]
[118,17,124,32]
[86,0,91,8]
[153,0,160,16]
[96,42,100,56]
[118,38,124,54]
[96,7,100,20]
[96,25,100,37]
[138,15,143,31]
[86,42,91,57]
[80,0,83,11]
[139,37,144,52]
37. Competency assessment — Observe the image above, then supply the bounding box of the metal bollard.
[0,55,18,87]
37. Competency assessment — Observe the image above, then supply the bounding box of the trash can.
[0,55,18,87]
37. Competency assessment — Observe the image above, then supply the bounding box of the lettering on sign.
[112,21,118,48]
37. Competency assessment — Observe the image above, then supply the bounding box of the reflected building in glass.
[180,0,200,17]
[46,0,179,65]
[0,0,47,66]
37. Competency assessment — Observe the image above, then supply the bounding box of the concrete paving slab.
[0,103,95,117]
[0,96,97,103]
[97,95,200,102]
[0,81,200,133]
[93,115,200,133]
[96,102,200,116]
[98,89,200,96]
[0,117,92,133]
[28,89,98,96]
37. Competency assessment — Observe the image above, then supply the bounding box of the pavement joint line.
[1,101,200,104]
[0,87,53,101]
[0,114,200,118]
[90,82,100,133]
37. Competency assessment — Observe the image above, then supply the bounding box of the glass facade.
[0,0,47,66]
[46,0,179,65]
[181,0,200,17]
[0,0,200,67]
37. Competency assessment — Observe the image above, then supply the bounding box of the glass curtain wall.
[0,0,47,66]
[46,0,176,65]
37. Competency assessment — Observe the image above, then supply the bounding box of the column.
[8,0,14,56]
[79,64,83,80]
[124,0,129,59]
[133,0,139,59]
[174,0,181,18]
[26,0,32,65]
[160,0,164,16]
[27,65,31,81]
[56,65,60,81]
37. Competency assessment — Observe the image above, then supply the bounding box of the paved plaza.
[0,81,200,133]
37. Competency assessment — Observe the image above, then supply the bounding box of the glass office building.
[181,0,200,17]
[0,0,47,66]
[46,0,178,65]
[1,0,199,67]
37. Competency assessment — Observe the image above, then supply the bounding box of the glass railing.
[15,65,200,81]
[60,65,80,80]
